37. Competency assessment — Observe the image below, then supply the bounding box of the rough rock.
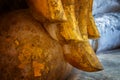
[93,0,120,15]
[92,13,120,53]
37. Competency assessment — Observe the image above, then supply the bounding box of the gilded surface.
[0,0,103,80]
[27,0,67,22]
[62,0,103,71]
[87,0,100,39]
[0,11,72,80]
[63,41,103,72]
[41,0,103,72]
[59,0,83,41]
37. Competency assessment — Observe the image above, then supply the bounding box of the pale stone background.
[90,0,120,53]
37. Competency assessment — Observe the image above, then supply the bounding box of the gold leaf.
[32,61,45,77]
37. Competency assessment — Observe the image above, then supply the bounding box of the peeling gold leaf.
[87,0,100,39]
[59,0,83,42]
[62,0,103,72]
[63,41,103,72]
[14,39,20,46]
[27,0,67,22]
[32,61,45,77]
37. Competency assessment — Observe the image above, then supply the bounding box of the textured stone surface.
[92,13,120,53]
[88,0,120,53]
[93,0,120,15]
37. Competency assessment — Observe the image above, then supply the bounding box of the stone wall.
[95,13,120,53]
[93,0,120,15]
[91,0,120,53]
